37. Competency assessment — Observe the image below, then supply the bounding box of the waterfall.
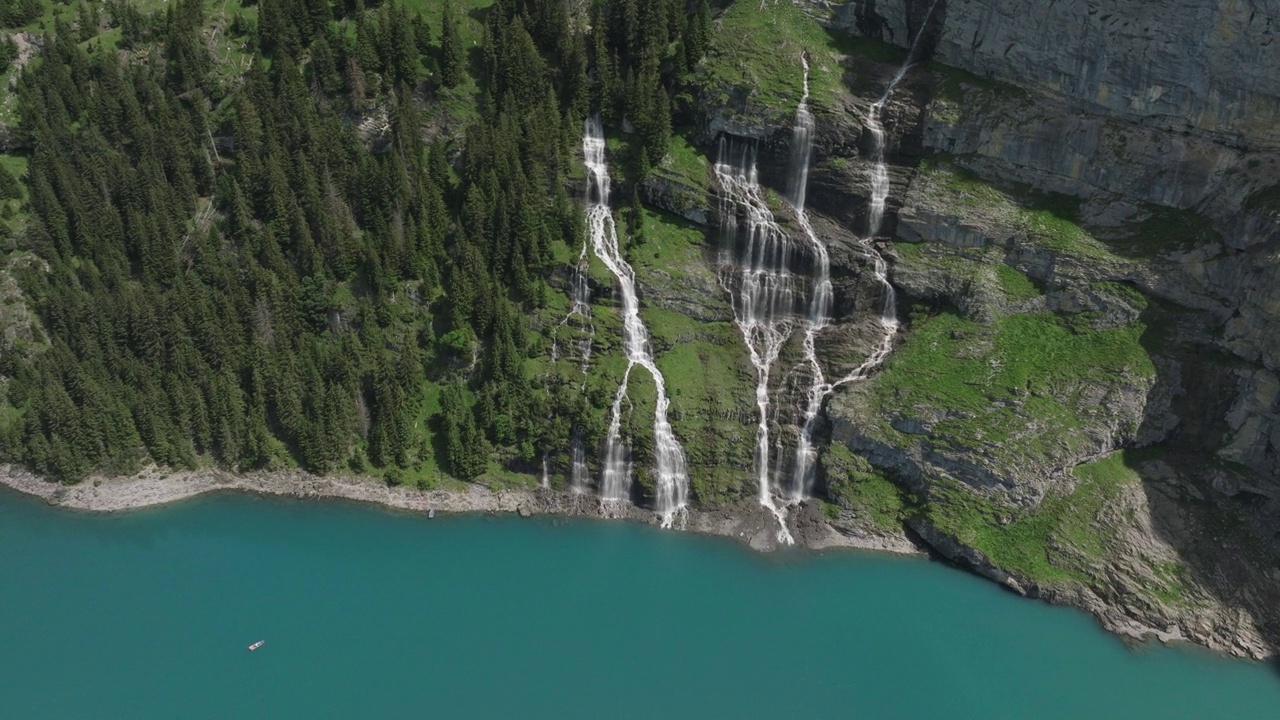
[570,243,594,381]
[540,453,550,489]
[569,425,589,493]
[713,136,807,545]
[787,54,835,500]
[550,241,594,383]
[582,116,690,528]
[789,0,939,497]
[866,0,942,235]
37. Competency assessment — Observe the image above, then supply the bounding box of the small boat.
[428,508,435,519]
[248,640,265,651]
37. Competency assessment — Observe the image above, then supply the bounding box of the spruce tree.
[439,0,463,88]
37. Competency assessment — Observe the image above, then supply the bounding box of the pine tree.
[0,163,20,201]
[685,0,712,72]
[439,0,463,88]
[0,34,17,73]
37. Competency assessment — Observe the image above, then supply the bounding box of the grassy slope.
[822,442,910,531]
[921,450,1157,584]
[697,1,851,115]
[399,0,493,123]
[914,157,1112,257]
[866,308,1154,460]
[632,207,756,504]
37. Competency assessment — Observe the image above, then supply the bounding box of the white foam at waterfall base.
[582,116,689,529]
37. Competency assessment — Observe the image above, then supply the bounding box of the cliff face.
[719,0,1280,658]
[641,0,1280,657]
[848,0,1280,151]
[848,0,1280,485]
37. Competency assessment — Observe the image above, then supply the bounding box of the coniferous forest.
[5,0,1280,663]
[0,0,710,485]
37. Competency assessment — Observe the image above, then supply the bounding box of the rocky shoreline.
[0,464,921,556]
[5,463,1275,661]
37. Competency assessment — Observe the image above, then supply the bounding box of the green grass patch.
[0,399,23,434]
[920,156,1223,260]
[927,60,1026,104]
[0,153,28,228]
[1243,184,1280,217]
[630,207,708,280]
[890,240,924,261]
[823,443,910,531]
[877,310,1153,416]
[655,332,756,504]
[698,0,851,115]
[477,462,537,490]
[837,35,905,64]
[864,308,1155,468]
[659,131,709,188]
[547,236,586,268]
[1090,281,1149,311]
[921,450,1154,583]
[994,263,1040,301]
[916,158,1112,259]
[385,0,494,122]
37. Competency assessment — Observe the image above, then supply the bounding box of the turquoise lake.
[2,489,1278,718]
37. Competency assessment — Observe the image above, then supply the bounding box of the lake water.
[2,489,1278,718]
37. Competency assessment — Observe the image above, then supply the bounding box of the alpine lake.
[2,488,1278,718]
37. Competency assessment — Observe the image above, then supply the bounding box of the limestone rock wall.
[840,0,1280,151]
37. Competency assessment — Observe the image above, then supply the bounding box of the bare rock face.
[844,0,1280,151]
[775,0,1280,658]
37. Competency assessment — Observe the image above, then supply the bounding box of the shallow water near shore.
[2,488,1278,718]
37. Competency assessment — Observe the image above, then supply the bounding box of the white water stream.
[786,2,942,499]
[569,425,589,493]
[550,242,595,383]
[583,116,689,528]
[787,54,835,501]
[709,3,940,513]
[548,233,593,493]
[713,137,804,544]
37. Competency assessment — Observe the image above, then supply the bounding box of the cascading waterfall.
[569,425,589,493]
[835,0,943,372]
[788,0,941,497]
[713,137,808,544]
[582,115,690,528]
[865,0,941,237]
[786,54,835,501]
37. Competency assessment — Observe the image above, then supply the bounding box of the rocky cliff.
[805,0,1280,659]
[651,0,1280,659]
[4,0,1276,663]
[843,0,1280,151]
